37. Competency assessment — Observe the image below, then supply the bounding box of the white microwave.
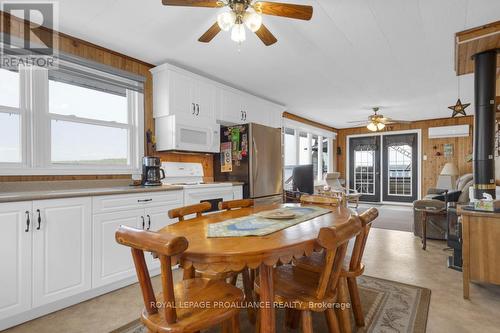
[155,115,220,153]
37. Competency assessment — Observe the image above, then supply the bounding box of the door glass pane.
[0,113,21,163]
[0,68,20,108]
[299,132,309,165]
[387,144,412,196]
[354,149,375,195]
[51,120,128,165]
[49,80,128,123]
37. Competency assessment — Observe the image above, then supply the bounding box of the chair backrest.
[315,216,361,299]
[115,226,188,324]
[168,202,212,221]
[348,208,378,272]
[218,199,254,211]
[300,194,340,206]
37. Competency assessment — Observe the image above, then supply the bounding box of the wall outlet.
[423,155,427,160]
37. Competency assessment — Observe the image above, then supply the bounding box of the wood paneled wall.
[0,11,214,182]
[336,116,474,197]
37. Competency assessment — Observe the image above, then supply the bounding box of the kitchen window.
[0,58,144,175]
[0,68,23,164]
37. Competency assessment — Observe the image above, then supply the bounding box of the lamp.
[217,11,236,31]
[231,23,246,43]
[367,122,378,132]
[436,162,459,190]
[243,9,262,32]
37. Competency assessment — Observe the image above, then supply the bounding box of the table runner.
[207,206,331,237]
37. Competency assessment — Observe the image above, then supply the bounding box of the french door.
[349,133,418,203]
[349,136,381,202]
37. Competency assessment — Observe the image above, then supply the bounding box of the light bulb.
[231,23,246,43]
[367,122,378,132]
[217,11,236,31]
[243,10,262,32]
[376,122,385,130]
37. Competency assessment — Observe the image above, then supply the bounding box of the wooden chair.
[168,200,257,324]
[218,199,254,211]
[300,194,341,207]
[115,225,243,333]
[168,202,212,222]
[294,207,379,328]
[254,216,362,333]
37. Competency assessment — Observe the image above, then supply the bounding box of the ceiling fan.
[347,107,412,131]
[161,0,313,46]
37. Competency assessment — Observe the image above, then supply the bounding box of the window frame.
[282,118,336,182]
[0,65,144,175]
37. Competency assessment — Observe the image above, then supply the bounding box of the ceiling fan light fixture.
[217,11,236,31]
[376,122,385,130]
[231,23,246,42]
[243,9,262,32]
[367,122,378,132]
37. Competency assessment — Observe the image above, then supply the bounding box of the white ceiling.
[54,0,500,128]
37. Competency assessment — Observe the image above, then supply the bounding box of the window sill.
[0,167,140,176]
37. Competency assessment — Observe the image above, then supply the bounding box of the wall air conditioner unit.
[428,124,469,139]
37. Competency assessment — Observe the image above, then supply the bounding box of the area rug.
[357,204,414,233]
[111,275,430,333]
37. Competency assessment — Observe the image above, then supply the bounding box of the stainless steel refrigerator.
[214,123,283,204]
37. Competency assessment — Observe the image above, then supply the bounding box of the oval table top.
[159,203,353,272]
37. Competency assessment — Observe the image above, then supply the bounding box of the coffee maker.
[142,157,165,186]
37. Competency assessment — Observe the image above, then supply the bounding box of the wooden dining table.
[159,203,354,333]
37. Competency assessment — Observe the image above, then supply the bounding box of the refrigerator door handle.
[252,136,259,183]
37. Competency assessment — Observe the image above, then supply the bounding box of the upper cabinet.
[151,63,285,152]
[152,67,216,122]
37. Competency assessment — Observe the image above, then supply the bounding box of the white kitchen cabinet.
[92,209,144,288]
[32,198,92,307]
[92,191,183,286]
[152,66,216,122]
[0,202,32,321]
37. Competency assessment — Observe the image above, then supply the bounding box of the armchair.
[413,173,473,240]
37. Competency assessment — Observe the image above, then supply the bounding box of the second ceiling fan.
[161,0,313,46]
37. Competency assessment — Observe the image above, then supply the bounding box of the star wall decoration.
[448,98,470,117]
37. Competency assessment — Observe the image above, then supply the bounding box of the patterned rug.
[112,275,430,333]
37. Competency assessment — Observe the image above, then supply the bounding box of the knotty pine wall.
[0,11,215,182]
[336,116,474,197]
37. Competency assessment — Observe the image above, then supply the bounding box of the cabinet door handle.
[25,211,30,232]
[36,209,41,230]
[196,104,200,116]
[138,199,153,203]
[244,111,247,121]
[192,103,196,114]
[147,215,151,230]
[141,216,145,229]
[241,110,244,121]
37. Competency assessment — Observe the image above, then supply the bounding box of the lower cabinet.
[0,202,32,321]
[32,198,92,307]
[92,192,183,287]
[92,209,144,288]
[0,197,92,320]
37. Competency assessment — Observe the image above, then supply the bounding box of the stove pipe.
[473,50,497,199]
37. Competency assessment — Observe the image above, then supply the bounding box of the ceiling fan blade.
[162,0,221,8]
[347,120,369,124]
[198,22,221,43]
[254,24,277,46]
[254,1,313,20]
[381,118,412,124]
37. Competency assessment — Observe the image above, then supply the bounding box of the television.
[292,164,314,195]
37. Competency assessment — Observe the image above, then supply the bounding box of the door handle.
[147,215,151,230]
[196,104,200,116]
[141,216,145,229]
[192,103,196,115]
[36,209,41,230]
[25,211,30,232]
[252,137,259,183]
